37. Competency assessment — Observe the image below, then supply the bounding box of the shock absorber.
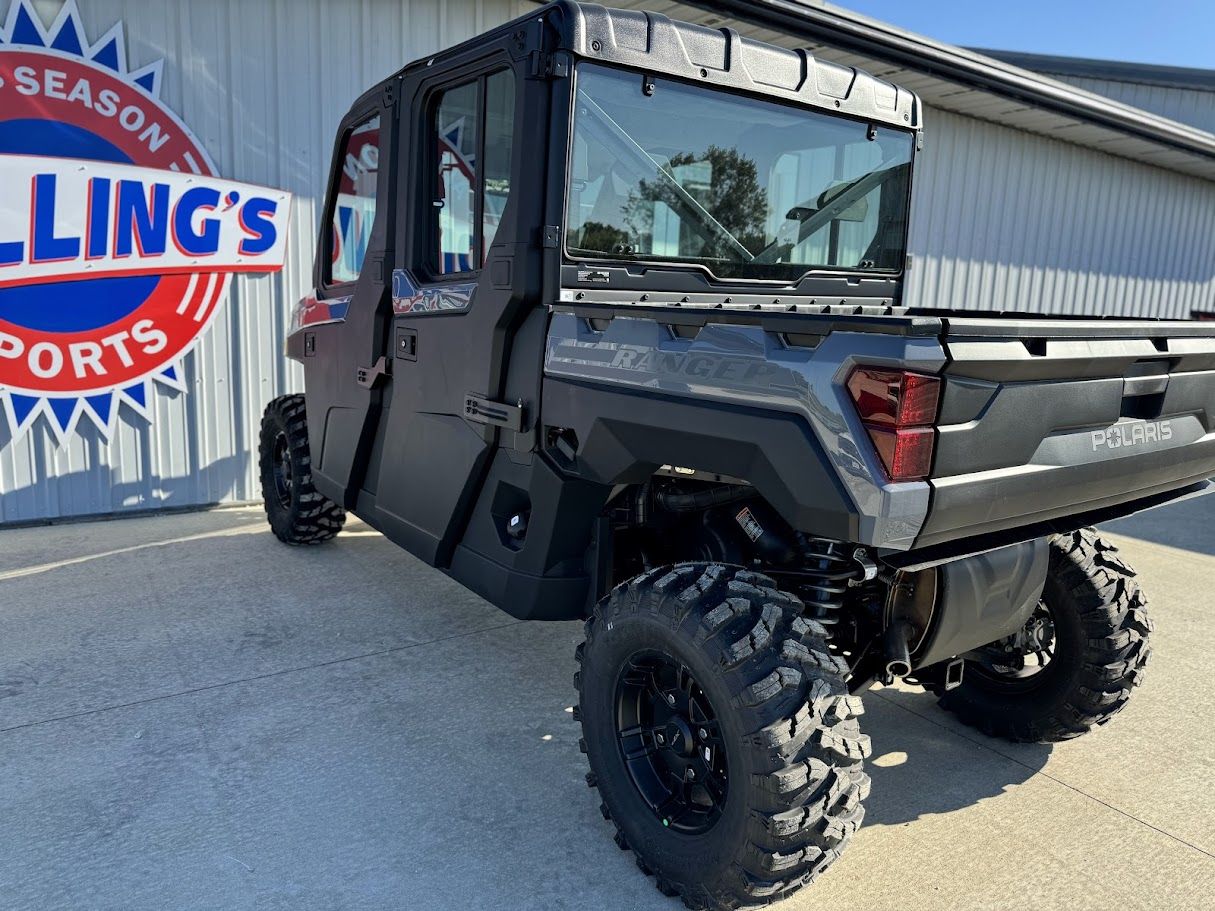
[791,535,862,628]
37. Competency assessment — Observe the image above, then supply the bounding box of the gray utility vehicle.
[260,3,1215,907]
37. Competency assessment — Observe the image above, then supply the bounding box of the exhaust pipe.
[883,619,914,679]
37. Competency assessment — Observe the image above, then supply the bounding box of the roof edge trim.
[974,48,1215,93]
[692,0,1215,164]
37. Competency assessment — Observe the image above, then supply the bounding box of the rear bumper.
[916,330,1215,556]
[887,479,1210,571]
[917,431,1215,550]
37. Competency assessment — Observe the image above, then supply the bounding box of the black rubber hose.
[654,484,754,512]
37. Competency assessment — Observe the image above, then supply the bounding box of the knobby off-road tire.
[939,529,1152,743]
[575,563,871,910]
[259,394,345,545]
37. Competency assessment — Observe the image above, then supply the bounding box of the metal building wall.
[0,0,533,523]
[907,105,1215,318]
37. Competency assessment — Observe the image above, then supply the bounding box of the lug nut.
[655,733,665,745]
[666,694,676,705]
[698,728,708,740]
[686,768,695,780]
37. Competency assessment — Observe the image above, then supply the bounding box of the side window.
[329,114,381,285]
[431,69,515,276]
[434,82,478,274]
[481,70,515,260]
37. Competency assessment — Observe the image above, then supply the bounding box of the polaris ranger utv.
[260,3,1215,907]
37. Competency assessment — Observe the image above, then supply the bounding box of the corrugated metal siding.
[906,106,1215,317]
[1050,75,1215,136]
[0,0,534,523]
[5,0,1215,523]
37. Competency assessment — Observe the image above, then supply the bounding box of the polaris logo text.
[1090,420,1172,451]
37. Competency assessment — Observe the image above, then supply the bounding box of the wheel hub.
[614,652,728,835]
[271,431,294,508]
[974,601,1057,684]
[662,716,694,756]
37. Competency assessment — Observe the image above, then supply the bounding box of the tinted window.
[566,65,914,281]
[482,70,515,260]
[435,82,478,274]
[329,114,380,284]
[431,70,515,276]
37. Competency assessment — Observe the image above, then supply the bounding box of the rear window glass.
[329,114,380,284]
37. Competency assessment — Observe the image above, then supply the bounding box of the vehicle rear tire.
[937,529,1151,743]
[575,563,870,910]
[259,394,345,545]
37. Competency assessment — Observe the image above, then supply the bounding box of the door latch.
[356,357,391,388]
[395,327,418,361]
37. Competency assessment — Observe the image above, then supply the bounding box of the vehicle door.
[370,28,550,566]
[303,85,397,505]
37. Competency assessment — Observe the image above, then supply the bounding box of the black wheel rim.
[271,431,294,508]
[614,651,728,835]
[968,601,1058,692]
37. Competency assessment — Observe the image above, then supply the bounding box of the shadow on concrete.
[859,689,1053,828]
[1099,493,1215,557]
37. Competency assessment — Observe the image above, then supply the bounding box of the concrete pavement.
[0,498,1213,910]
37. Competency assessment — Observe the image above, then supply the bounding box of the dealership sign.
[0,0,291,443]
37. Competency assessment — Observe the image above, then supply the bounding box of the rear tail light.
[863,425,935,481]
[846,367,941,481]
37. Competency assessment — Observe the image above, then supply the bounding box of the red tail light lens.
[846,368,941,481]
[846,368,941,427]
[864,426,936,480]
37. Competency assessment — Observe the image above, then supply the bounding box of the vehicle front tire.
[575,563,870,910]
[258,394,345,545]
[938,529,1151,743]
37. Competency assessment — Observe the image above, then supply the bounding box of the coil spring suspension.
[791,535,862,628]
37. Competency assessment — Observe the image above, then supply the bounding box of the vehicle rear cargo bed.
[918,315,1215,550]
[547,299,1215,555]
